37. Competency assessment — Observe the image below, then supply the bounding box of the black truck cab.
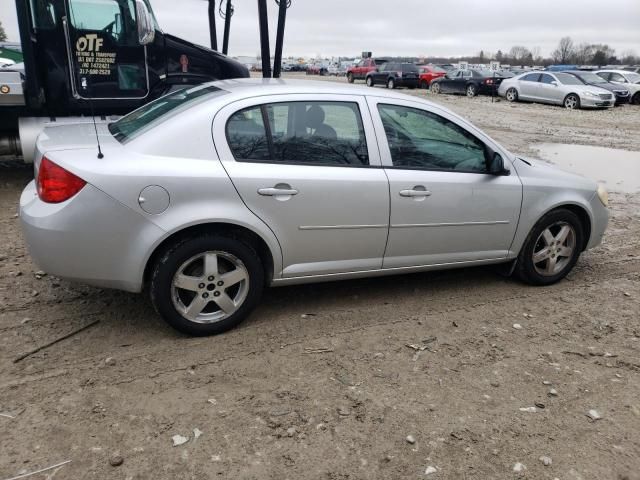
[19,0,248,117]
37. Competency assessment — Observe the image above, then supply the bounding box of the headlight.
[583,91,599,98]
[597,184,608,207]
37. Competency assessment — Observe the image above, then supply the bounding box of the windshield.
[109,84,227,142]
[626,72,640,83]
[555,73,583,85]
[575,72,606,84]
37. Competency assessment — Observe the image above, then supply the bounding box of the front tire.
[632,92,640,105]
[431,82,441,94]
[506,88,518,102]
[150,234,264,336]
[347,72,354,84]
[366,76,374,87]
[564,94,580,109]
[516,209,584,286]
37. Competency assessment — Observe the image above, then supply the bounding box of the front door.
[214,94,390,278]
[63,0,149,99]
[369,98,522,268]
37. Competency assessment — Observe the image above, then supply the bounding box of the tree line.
[424,37,638,67]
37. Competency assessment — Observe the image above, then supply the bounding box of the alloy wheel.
[467,85,476,97]
[532,222,576,276]
[506,88,518,102]
[366,76,374,87]
[564,95,579,109]
[431,83,440,94]
[171,251,249,323]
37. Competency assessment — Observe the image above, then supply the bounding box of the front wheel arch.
[144,223,275,288]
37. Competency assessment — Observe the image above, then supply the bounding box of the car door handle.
[399,189,432,197]
[257,187,299,196]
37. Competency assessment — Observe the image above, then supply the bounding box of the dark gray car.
[565,70,631,105]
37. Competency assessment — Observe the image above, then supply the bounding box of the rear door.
[63,0,149,99]
[213,94,390,278]
[518,73,541,100]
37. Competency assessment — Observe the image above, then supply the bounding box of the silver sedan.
[498,71,615,109]
[20,80,609,335]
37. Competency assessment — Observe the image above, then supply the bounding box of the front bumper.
[586,191,609,250]
[580,96,614,108]
[19,180,165,292]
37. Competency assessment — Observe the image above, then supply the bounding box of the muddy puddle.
[533,143,640,193]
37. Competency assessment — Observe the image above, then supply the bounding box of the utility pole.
[208,0,217,51]
[272,0,289,78]
[257,0,271,77]
[222,0,233,55]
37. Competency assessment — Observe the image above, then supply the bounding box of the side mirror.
[487,151,509,175]
[135,0,155,45]
[550,80,558,86]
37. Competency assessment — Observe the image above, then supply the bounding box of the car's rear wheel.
[466,84,477,97]
[506,88,518,102]
[366,76,374,87]
[431,82,441,94]
[564,94,580,109]
[150,234,264,336]
[516,209,584,286]
[347,72,354,84]
[420,80,429,89]
[387,78,395,89]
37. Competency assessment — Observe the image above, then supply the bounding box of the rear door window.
[521,73,540,82]
[227,101,369,166]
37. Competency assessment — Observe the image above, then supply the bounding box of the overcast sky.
[2,0,639,58]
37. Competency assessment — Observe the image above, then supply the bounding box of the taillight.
[37,157,86,203]
[485,79,494,85]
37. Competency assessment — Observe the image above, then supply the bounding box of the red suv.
[347,58,387,83]
[418,65,447,89]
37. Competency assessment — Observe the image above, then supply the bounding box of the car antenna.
[84,77,104,159]
[68,4,103,159]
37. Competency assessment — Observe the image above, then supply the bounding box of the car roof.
[210,78,431,102]
[596,69,630,74]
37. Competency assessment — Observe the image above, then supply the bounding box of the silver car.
[20,80,609,335]
[498,71,615,109]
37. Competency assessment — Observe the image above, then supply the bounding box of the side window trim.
[366,96,511,174]
[223,98,376,168]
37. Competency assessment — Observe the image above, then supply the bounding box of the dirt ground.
[1,75,639,480]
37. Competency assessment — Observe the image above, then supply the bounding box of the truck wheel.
[516,209,584,286]
[387,78,395,89]
[366,76,374,87]
[347,73,354,84]
[150,234,264,336]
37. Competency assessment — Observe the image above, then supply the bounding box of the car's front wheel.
[431,82,441,94]
[366,76,374,87]
[347,72,354,84]
[150,234,264,336]
[564,94,580,109]
[632,92,640,105]
[516,209,584,286]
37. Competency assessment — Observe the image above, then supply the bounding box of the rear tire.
[564,94,580,109]
[347,72,354,84]
[506,88,518,102]
[366,76,374,87]
[420,80,429,89]
[150,234,264,336]
[387,78,395,89]
[516,209,584,286]
[466,84,477,97]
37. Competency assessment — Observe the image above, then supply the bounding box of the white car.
[595,70,640,105]
[498,71,615,109]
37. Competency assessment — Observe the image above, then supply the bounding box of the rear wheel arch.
[144,222,275,288]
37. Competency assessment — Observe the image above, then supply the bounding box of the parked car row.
[498,70,640,109]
